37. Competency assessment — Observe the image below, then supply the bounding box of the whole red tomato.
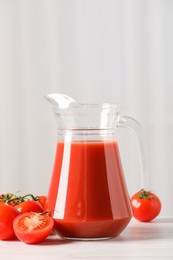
[37,195,47,208]
[14,200,43,213]
[130,189,161,222]
[13,212,54,244]
[0,204,20,240]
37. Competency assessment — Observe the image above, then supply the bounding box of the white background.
[0,0,173,217]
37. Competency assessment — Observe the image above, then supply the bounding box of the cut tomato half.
[13,212,54,244]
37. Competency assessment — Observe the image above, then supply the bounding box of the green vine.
[138,189,153,199]
[0,193,39,206]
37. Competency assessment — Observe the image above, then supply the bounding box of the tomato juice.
[46,140,132,239]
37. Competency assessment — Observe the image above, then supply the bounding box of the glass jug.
[45,94,147,240]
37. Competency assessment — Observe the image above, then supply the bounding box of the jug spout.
[45,93,121,130]
[45,94,77,109]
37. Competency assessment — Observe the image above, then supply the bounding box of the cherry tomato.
[37,196,47,208]
[0,204,20,240]
[13,212,54,244]
[130,189,161,222]
[15,200,43,213]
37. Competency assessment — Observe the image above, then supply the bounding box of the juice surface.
[46,141,132,239]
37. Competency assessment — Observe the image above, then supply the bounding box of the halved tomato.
[13,212,54,244]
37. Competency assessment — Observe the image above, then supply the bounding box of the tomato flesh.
[13,212,54,244]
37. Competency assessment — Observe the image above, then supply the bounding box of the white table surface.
[1,217,173,260]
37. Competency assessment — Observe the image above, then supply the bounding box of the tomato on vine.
[37,195,47,208]
[0,192,51,243]
[0,204,20,240]
[130,189,161,222]
[0,193,19,206]
[0,193,46,211]
[14,200,43,213]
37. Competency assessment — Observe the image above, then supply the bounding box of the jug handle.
[117,115,148,189]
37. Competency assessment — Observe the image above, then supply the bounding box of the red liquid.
[46,141,132,239]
